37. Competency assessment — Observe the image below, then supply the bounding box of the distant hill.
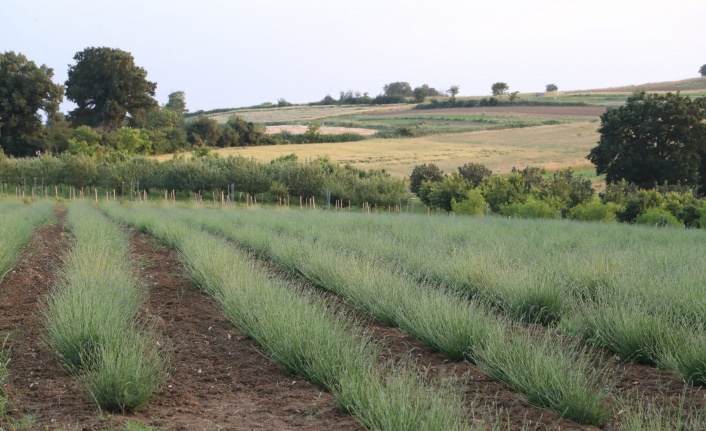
[565,77,706,94]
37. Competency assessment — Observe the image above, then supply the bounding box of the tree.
[186,116,221,146]
[546,83,558,92]
[383,82,413,98]
[587,92,706,189]
[446,85,460,100]
[491,82,509,96]
[457,163,492,187]
[165,91,187,114]
[65,47,158,129]
[699,64,706,77]
[409,163,443,195]
[0,51,64,156]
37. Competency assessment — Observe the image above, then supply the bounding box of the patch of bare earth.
[265,125,378,136]
[369,106,606,118]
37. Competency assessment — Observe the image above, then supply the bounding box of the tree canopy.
[165,91,188,114]
[491,82,509,96]
[587,92,706,190]
[0,51,64,156]
[446,85,460,100]
[700,64,706,77]
[65,47,158,130]
[546,83,558,92]
[383,81,413,98]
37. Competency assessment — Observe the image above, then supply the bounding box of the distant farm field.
[160,121,600,177]
[204,104,410,124]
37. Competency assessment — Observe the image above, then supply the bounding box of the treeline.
[0,152,407,207]
[412,163,706,228]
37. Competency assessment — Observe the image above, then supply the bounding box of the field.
[161,120,601,178]
[2,199,706,430]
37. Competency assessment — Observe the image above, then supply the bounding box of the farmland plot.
[147,204,706,430]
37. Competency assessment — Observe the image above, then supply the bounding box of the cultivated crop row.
[140,205,613,426]
[195,208,706,387]
[101,203,486,431]
[0,201,54,281]
[42,203,166,412]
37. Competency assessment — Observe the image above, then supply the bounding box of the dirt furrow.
[126,229,363,431]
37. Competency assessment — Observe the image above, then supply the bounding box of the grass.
[42,203,166,412]
[0,201,54,281]
[159,121,600,177]
[0,334,10,418]
[102,202,480,431]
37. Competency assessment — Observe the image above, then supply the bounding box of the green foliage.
[618,189,665,223]
[539,168,595,213]
[500,197,560,219]
[568,198,618,222]
[412,84,440,103]
[305,120,322,139]
[457,163,492,187]
[451,189,486,216]
[480,173,526,213]
[383,81,413,98]
[446,85,460,100]
[588,92,706,189]
[186,115,221,146]
[491,82,509,96]
[277,98,292,107]
[700,64,706,77]
[165,91,187,114]
[546,84,558,92]
[0,51,64,156]
[635,208,683,228]
[409,163,443,195]
[65,47,158,129]
[419,173,471,212]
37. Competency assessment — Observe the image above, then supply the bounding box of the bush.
[568,199,618,222]
[635,208,683,228]
[501,198,559,219]
[451,189,486,216]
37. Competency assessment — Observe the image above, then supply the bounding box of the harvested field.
[198,122,600,177]
[265,125,378,136]
[371,106,606,118]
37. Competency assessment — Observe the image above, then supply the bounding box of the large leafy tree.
[587,92,706,189]
[409,163,443,195]
[0,51,63,156]
[491,82,509,96]
[383,81,413,98]
[65,47,157,129]
[700,64,706,77]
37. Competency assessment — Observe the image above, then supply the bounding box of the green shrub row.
[0,153,407,207]
[202,207,706,388]
[42,203,166,412]
[165,206,610,426]
[101,203,478,431]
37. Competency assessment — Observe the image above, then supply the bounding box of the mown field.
[2,198,706,430]
[164,120,602,179]
[170,77,706,183]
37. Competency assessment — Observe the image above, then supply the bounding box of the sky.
[3,0,705,113]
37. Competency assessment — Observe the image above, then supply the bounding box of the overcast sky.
[3,0,705,113]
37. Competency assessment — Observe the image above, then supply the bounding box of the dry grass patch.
[162,122,599,177]
[205,104,410,124]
